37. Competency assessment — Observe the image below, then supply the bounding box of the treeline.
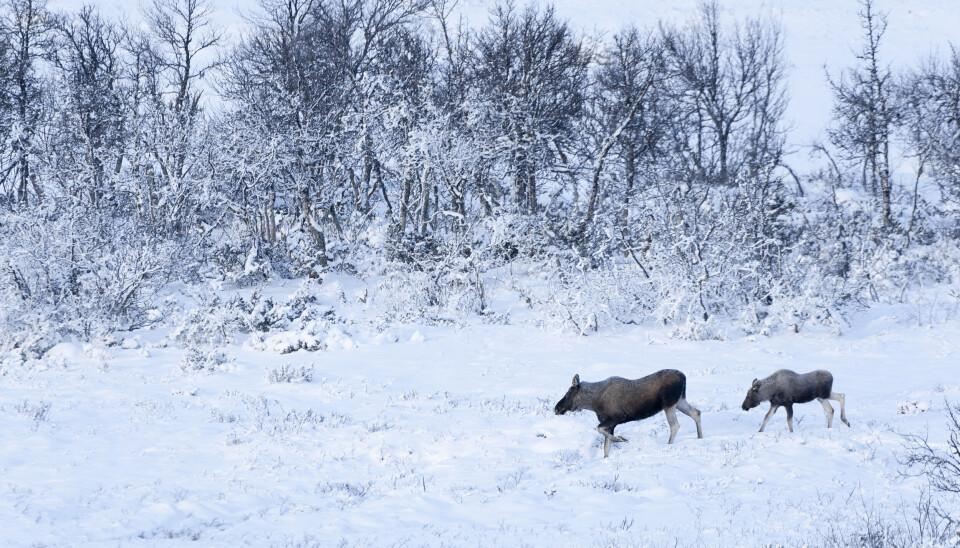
[0,0,959,345]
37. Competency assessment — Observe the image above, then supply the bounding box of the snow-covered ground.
[2,276,958,546]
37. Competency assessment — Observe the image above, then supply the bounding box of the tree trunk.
[880,134,892,228]
[399,169,412,234]
[527,171,537,215]
[301,190,328,268]
[419,165,430,236]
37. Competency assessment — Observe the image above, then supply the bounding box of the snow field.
[1,296,958,546]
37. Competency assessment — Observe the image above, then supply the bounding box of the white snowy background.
[3,0,960,546]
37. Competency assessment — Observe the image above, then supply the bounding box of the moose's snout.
[742,402,750,411]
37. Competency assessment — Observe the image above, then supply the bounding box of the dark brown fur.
[554,369,703,457]
[741,369,850,432]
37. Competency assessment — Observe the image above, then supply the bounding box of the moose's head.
[554,374,582,415]
[742,379,763,411]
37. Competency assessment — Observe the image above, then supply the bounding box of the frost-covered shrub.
[820,488,958,548]
[231,279,356,353]
[153,278,354,356]
[249,328,328,354]
[367,259,485,325]
[666,319,727,341]
[238,294,281,332]
[899,287,960,327]
[179,347,234,374]
[265,364,314,384]
[171,282,336,350]
[247,321,357,354]
[369,268,438,323]
[902,401,960,497]
[479,213,560,263]
[818,402,960,548]
[533,272,601,334]
[0,204,178,351]
[170,296,244,346]
[241,281,337,333]
[0,309,65,363]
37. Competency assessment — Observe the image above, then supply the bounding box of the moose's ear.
[572,374,580,387]
[752,379,761,389]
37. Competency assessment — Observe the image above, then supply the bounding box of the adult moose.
[554,369,703,457]
[741,369,850,432]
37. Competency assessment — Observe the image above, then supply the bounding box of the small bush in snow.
[897,401,930,415]
[266,364,314,384]
[820,488,957,548]
[588,474,637,493]
[179,348,233,374]
[552,449,582,469]
[667,319,727,341]
[170,296,243,346]
[16,399,51,431]
[901,401,960,496]
[317,481,373,499]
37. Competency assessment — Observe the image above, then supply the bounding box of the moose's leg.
[664,405,680,444]
[785,404,794,432]
[597,423,627,458]
[759,404,779,432]
[676,398,703,439]
[818,397,834,428]
[830,392,850,427]
[597,424,628,443]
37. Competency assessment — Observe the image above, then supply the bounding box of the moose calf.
[554,369,703,457]
[741,369,850,432]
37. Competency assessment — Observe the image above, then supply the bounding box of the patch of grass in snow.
[15,399,51,431]
[820,488,959,547]
[136,518,226,542]
[552,449,582,468]
[364,419,392,432]
[232,394,346,440]
[316,481,376,509]
[587,474,639,493]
